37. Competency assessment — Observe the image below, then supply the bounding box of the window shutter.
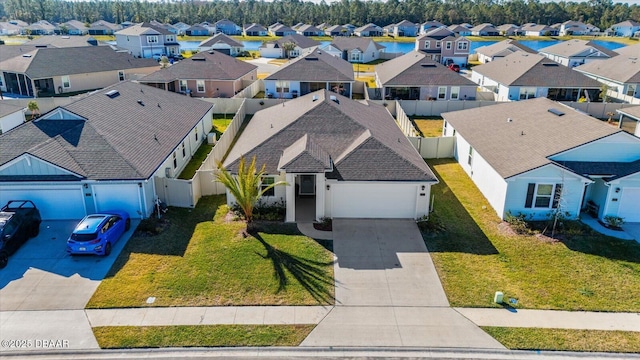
[525,183,535,208]
[552,184,563,209]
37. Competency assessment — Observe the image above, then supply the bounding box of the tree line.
[2,0,639,33]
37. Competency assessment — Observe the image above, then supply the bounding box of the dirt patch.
[497,221,518,236]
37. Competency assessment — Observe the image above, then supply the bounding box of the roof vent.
[507,118,513,123]
[137,100,145,106]
[330,95,339,104]
[208,50,214,54]
[420,63,436,67]
[306,57,318,61]
[62,36,70,39]
[548,108,565,116]
[22,54,32,58]
[312,95,318,102]
[35,45,47,48]
[542,62,559,67]
[105,90,120,98]
[192,57,206,61]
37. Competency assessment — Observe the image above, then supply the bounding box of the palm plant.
[27,100,40,120]
[216,156,287,233]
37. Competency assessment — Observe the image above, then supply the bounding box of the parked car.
[170,53,184,60]
[0,200,41,269]
[67,211,130,256]
[448,63,460,72]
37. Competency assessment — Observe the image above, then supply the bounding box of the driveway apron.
[301,218,504,348]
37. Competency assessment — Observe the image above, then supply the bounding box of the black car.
[0,200,41,269]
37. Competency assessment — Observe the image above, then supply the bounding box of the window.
[172,152,177,169]
[147,35,158,43]
[445,41,452,50]
[350,52,360,62]
[627,84,637,97]
[0,76,4,87]
[457,41,468,50]
[467,146,474,166]
[195,127,199,141]
[179,80,187,92]
[61,76,70,88]
[166,35,175,42]
[436,41,441,48]
[196,80,205,92]
[261,177,275,196]
[118,71,125,81]
[181,142,186,157]
[276,80,290,93]
[519,87,536,99]
[438,86,447,99]
[525,183,563,209]
[451,86,460,100]
[424,42,430,49]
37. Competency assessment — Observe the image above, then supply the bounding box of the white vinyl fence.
[233,80,263,99]
[395,100,419,137]
[408,136,456,159]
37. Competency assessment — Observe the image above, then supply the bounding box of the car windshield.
[70,232,98,242]
[74,215,107,233]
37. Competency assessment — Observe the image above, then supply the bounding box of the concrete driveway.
[302,218,504,348]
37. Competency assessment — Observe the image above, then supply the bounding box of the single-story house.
[243,23,267,36]
[296,24,323,37]
[606,20,640,37]
[521,23,558,36]
[385,20,419,37]
[375,51,477,100]
[223,90,438,221]
[24,35,102,48]
[259,34,320,59]
[0,103,25,133]
[88,20,120,35]
[496,24,520,36]
[471,52,602,102]
[618,106,640,137]
[448,24,472,36]
[574,49,640,99]
[214,19,241,35]
[26,20,56,35]
[0,81,214,220]
[475,39,536,63]
[559,20,599,36]
[198,33,244,56]
[420,21,445,35]
[185,24,209,36]
[138,50,257,98]
[264,47,354,99]
[60,20,88,35]
[0,46,159,98]
[538,39,617,68]
[322,37,385,63]
[0,22,22,35]
[354,23,382,37]
[324,25,345,37]
[471,23,499,36]
[443,97,640,222]
[269,23,296,37]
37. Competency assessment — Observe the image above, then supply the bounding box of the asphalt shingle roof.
[199,33,243,47]
[25,35,103,48]
[574,52,640,83]
[557,160,640,181]
[328,37,385,52]
[614,43,640,56]
[375,51,476,87]
[140,50,256,82]
[265,47,354,82]
[442,98,621,179]
[538,39,617,58]
[224,90,436,182]
[475,39,536,58]
[0,81,213,180]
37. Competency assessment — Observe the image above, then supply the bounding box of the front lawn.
[87,195,334,308]
[483,327,640,353]
[424,159,640,312]
[412,117,444,137]
[94,325,314,348]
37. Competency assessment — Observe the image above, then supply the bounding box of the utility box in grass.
[494,291,504,304]
[207,132,217,145]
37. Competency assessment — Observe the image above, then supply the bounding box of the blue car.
[67,211,130,256]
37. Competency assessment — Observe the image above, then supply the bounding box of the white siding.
[0,110,25,133]
[605,171,640,222]
[0,155,76,177]
[329,181,427,219]
[259,47,283,59]
[551,132,640,163]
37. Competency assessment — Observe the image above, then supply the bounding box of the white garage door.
[331,183,417,218]
[0,185,85,220]
[619,188,640,222]
[93,184,142,218]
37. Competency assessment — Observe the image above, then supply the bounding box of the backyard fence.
[233,80,263,99]
[397,99,500,116]
[396,100,419,137]
[408,136,456,159]
[559,101,638,119]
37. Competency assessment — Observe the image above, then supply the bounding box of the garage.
[0,184,85,220]
[330,183,419,218]
[93,183,143,218]
[619,187,640,222]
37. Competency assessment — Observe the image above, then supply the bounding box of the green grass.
[412,117,444,137]
[87,195,334,308]
[355,76,376,87]
[177,144,213,180]
[483,327,640,353]
[213,114,234,138]
[424,159,640,312]
[94,325,314,348]
[352,59,387,73]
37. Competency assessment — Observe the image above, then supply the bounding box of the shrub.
[231,198,286,222]
[136,217,166,235]
[505,211,532,235]
[417,213,446,234]
[603,215,624,228]
[314,217,332,231]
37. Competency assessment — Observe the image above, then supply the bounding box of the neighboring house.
[269,23,296,37]
[24,35,102,48]
[199,21,216,35]
[538,39,617,67]
[296,24,323,36]
[138,50,257,98]
[324,25,345,37]
[322,37,385,63]
[185,24,209,36]
[560,20,599,36]
[606,20,640,37]
[0,46,159,97]
[343,24,356,35]
[442,97,640,223]
[264,47,354,99]
[618,106,640,137]
[26,20,56,35]
[386,20,419,37]
[420,21,445,35]
[60,20,88,35]
[521,23,558,36]
[475,39,536,63]
[415,28,471,66]
[259,34,320,59]
[471,23,499,36]
[0,81,214,220]
[0,103,25,134]
[223,90,438,221]
[471,52,602,102]
[115,22,180,59]
[496,24,520,36]
[574,51,640,99]
[0,22,22,35]
[375,51,477,100]
[89,20,120,35]
[448,24,472,36]
[198,33,244,56]
[214,19,241,35]
[243,23,267,36]
[173,22,190,35]
[354,23,382,37]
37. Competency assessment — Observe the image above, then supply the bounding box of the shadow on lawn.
[558,226,640,263]
[422,159,498,255]
[251,231,335,304]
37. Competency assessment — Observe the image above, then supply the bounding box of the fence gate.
[154,177,196,208]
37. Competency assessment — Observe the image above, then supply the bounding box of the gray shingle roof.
[614,43,640,56]
[265,47,354,82]
[0,44,39,62]
[442,98,621,179]
[472,52,602,87]
[278,134,332,172]
[0,46,158,79]
[538,39,617,58]
[618,106,640,119]
[0,81,213,180]
[557,160,640,181]
[139,50,256,82]
[25,35,103,48]
[574,53,640,83]
[329,37,385,52]
[475,39,536,58]
[199,33,243,47]
[115,22,171,36]
[375,51,477,87]
[224,90,436,182]
[274,34,320,49]
[355,23,381,32]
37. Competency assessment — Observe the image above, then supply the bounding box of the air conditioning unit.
[165,167,173,178]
